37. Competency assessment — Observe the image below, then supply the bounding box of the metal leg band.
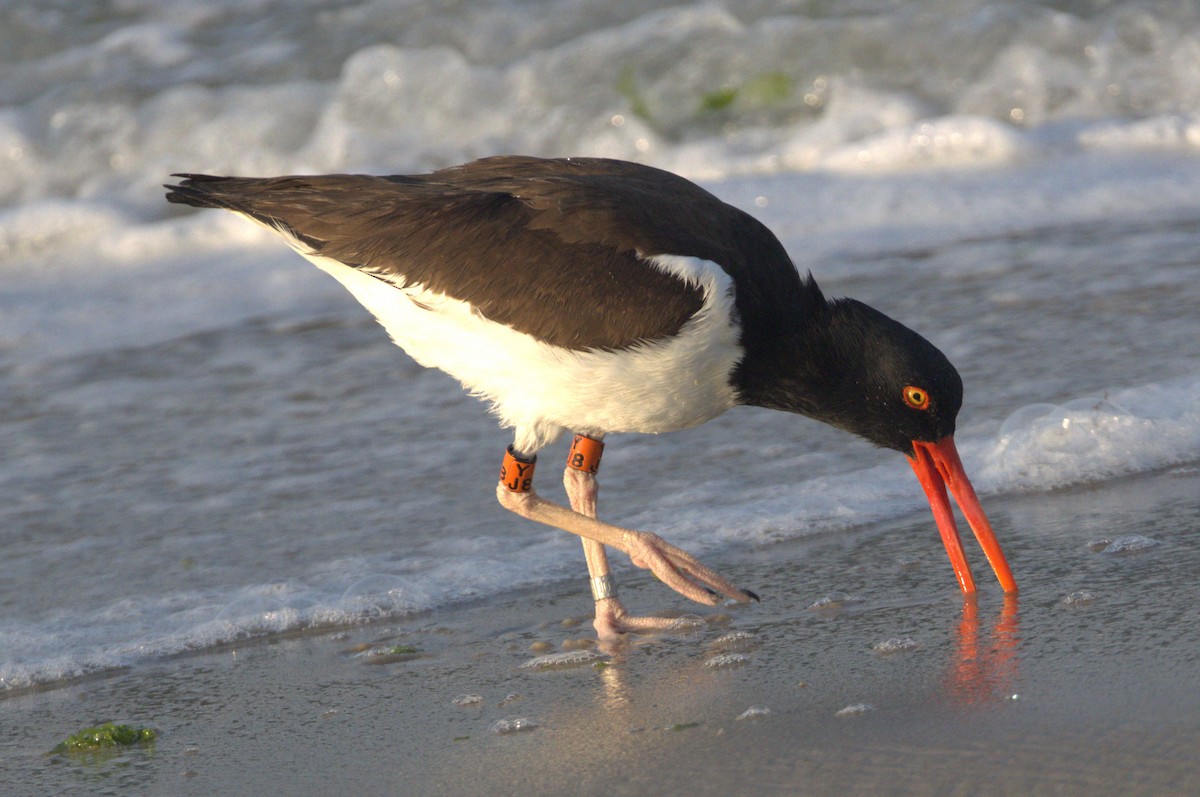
[590,574,619,602]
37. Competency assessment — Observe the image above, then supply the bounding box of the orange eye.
[903,386,930,410]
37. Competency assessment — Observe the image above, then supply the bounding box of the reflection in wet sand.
[946,595,1020,706]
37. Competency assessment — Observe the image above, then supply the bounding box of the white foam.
[1078,114,1200,151]
[979,377,1200,492]
[5,0,1200,224]
[819,115,1027,172]
[0,200,133,259]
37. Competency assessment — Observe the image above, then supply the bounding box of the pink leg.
[496,443,755,614]
[564,467,703,638]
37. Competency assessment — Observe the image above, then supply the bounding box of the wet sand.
[5,465,1199,796]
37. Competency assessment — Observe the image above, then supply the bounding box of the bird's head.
[817,298,963,455]
[808,299,1017,595]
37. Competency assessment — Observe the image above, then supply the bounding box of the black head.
[821,299,963,452]
[798,299,964,455]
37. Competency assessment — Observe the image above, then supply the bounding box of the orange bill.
[908,436,1017,594]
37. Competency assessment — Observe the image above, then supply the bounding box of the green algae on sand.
[53,722,157,754]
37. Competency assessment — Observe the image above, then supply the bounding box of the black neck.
[730,278,839,417]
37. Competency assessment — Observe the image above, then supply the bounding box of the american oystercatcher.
[165,156,1016,638]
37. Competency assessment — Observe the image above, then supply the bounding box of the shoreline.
[6,465,1199,796]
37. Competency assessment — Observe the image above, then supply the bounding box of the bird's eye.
[903,385,930,410]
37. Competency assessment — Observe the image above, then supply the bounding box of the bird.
[165,156,1017,639]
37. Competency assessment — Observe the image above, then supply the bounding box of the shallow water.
[2,467,1196,796]
[2,0,1200,694]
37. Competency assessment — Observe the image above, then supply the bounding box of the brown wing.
[165,157,808,351]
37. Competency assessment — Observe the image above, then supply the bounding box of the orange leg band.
[566,434,604,474]
[500,445,537,493]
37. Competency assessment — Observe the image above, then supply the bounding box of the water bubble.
[1100,534,1161,555]
[704,652,750,669]
[452,694,483,706]
[872,637,919,655]
[358,643,422,664]
[1060,397,1131,417]
[666,615,706,631]
[519,649,605,669]
[997,403,1059,443]
[736,706,771,720]
[489,717,538,735]
[711,631,759,652]
[1061,591,1095,606]
[808,592,864,611]
[214,594,287,633]
[1086,537,1112,552]
[340,575,427,619]
[996,398,1141,484]
[835,703,874,717]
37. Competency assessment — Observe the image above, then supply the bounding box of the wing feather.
[165,157,812,351]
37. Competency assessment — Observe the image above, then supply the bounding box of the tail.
[164,174,320,248]
[164,174,248,212]
[164,171,428,256]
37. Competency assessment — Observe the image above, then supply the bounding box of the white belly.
[302,250,743,453]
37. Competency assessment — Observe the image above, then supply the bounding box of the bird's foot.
[619,529,758,607]
[592,598,706,640]
[496,484,758,607]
